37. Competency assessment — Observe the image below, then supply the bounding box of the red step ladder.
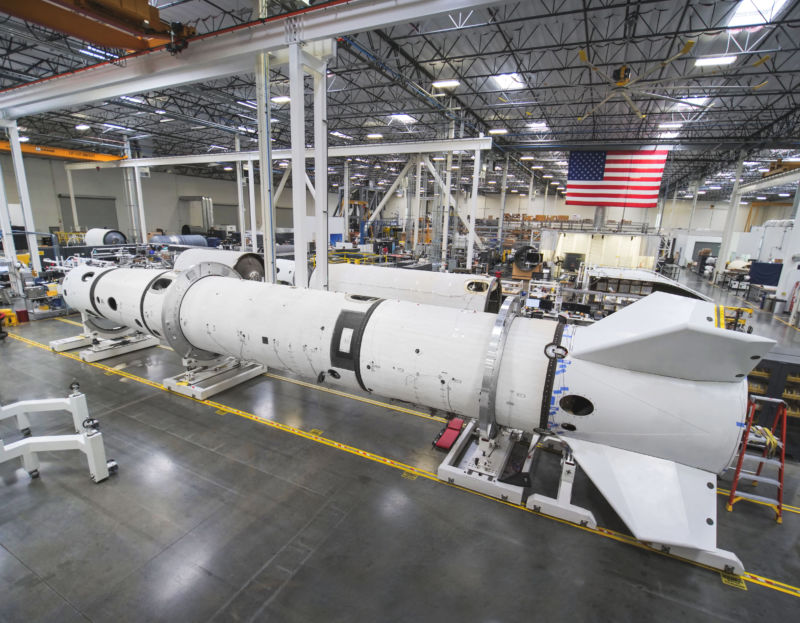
[726,396,787,523]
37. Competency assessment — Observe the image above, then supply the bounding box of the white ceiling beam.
[0,0,504,119]
[64,138,493,171]
[737,169,800,194]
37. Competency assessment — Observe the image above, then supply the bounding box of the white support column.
[687,183,700,230]
[497,155,509,245]
[65,166,80,231]
[256,4,276,283]
[665,186,679,231]
[247,163,257,251]
[714,155,744,281]
[6,123,42,273]
[122,138,139,242]
[412,157,423,250]
[343,160,350,241]
[775,188,800,303]
[289,42,309,288]
[528,177,535,245]
[441,149,453,269]
[0,160,18,261]
[133,167,147,242]
[313,61,328,290]
[466,147,482,269]
[235,134,246,244]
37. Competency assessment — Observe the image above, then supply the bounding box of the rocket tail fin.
[570,292,774,382]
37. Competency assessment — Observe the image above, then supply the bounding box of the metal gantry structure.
[0,0,798,207]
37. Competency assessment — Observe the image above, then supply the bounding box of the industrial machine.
[61,261,774,574]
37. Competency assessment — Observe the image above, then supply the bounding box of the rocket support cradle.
[61,262,774,573]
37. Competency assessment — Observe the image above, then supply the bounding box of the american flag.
[565,149,669,209]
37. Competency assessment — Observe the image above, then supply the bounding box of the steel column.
[6,123,41,273]
[289,43,308,288]
[65,165,79,230]
[412,158,423,251]
[133,166,147,242]
[688,184,700,230]
[256,1,276,283]
[343,159,350,242]
[714,155,744,281]
[247,161,257,251]
[466,147,481,269]
[234,134,245,246]
[122,138,139,242]
[442,146,454,270]
[497,155,509,245]
[313,62,328,290]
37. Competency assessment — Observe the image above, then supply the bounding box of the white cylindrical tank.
[306,263,501,312]
[84,228,127,246]
[174,249,264,280]
[61,263,774,474]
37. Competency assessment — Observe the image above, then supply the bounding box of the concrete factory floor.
[1,307,799,621]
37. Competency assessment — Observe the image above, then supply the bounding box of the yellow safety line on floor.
[41,326,446,424]
[262,371,448,424]
[6,330,800,599]
[773,314,800,333]
[717,488,800,515]
[55,317,84,328]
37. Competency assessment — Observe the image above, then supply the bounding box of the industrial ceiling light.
[223,166,233,171]
[520,156,535,160]
[366,133,383,139]
[527,122,549,130]
[271,96,290,104]
[489,128,508,135]
[675,96,710,108]
[389,113,417,124]
[237,100,257,109]
[432,79,460,88]
[119,95,145,104]
[330,131,353,140]
[660,132,680,139]
[695,56,737,66]
[543,174,553,178]
[757,195,767,199]
[75,124,91,131]
[779,193,791,197]
[491,73,525,90]
[659,123,683,129]
[550,181,559,185]
[18,136,29,142]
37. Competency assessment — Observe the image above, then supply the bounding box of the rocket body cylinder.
[61,264,773,474]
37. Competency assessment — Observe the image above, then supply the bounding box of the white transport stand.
[49,312,159,362]
[160,263,266,400]
[0,384,117,482]
[162,356,265,400]
[437,298,743,574]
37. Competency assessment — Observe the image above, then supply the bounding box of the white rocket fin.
[570,292,774,382]
[563,437,719,552]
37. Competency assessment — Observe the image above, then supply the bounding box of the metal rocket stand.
[0,383,117,482]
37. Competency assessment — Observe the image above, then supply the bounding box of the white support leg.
[526,447,597,528]
[163,356,265,400]
[0,390,116,483]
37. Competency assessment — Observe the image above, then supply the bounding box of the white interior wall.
[0,154,338,240]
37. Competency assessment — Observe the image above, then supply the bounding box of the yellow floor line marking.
[55,317,84,328]
[774,314,800,333]
[7,329,800,598]
[717,488,800,514]
[263,371,448,424]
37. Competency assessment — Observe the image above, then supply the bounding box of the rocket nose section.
[570,292,775,382]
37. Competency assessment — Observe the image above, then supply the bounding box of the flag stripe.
[567,199,659,207]
[566,147,668,208]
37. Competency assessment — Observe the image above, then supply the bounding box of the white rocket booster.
[62,262,772,474]
[60,262,775,572]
